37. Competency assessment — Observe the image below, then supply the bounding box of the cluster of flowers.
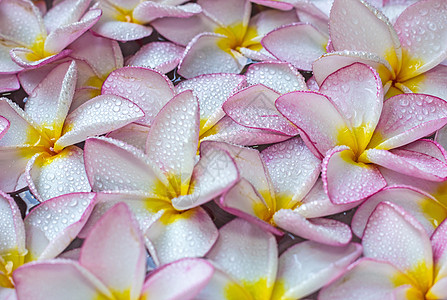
[1,0,447,299]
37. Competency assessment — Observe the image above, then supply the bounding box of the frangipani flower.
[196,218,362,300]
[13,203,215,300]
[320,201,447,299]
[0,0,101,74]
[275,63,447,204]
[83,90,239,264]
[91,0,202,41]
[0,61,144,200]
[0,190,96,298]
[152,0,299,78]
[213,138,355,246]
[313,0,447,99]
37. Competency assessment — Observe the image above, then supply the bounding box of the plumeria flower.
[0,0,101,75]
[211,138,357,245]
[152,0,300,78]
[0,190,96,299]
[275,63,447,204]
[320,201,447,299]
[0,61,144,201]
[91,0,202,41]
[13,202,215,300]
[83,90,239,265]
[19,31,124,112]
[195,218,362,299]
[313,0,447,99]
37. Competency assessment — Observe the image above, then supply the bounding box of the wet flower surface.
[1,0,447,299]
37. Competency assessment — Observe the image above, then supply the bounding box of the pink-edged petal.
[54,95,144,151]
[352,186,447,239]
[319,63,383,153]
[369,93,447,150]
[262,23,328,71]
[172,145,239,210]
[402,138,447,162]
[13,259,113,300]
[25,60,76,137]
[250,0,294,10]
[80,203,146,299]
[319,258,417,300]
[10,48,72,70]
[151,14,218,46]
[197,0,251,28]
[364,147,447,181]
[102,67,175,126]
[43,0,91,32]
[430,219,447,298]
[0,98,43,147]
[145,207,218,265]
[272,241,362,299]
[401,64,447,99]
[261,137,321,210]
[141,258,213,300]
[26,146,90,201]
[133,2,201,23]
[323,146,386,204]
[223,84,299,136]
[106,123,150,152]
[176,73,246,133]
[245,61,307,94]
[362,201,433,292]
[126,41,184,74]
[329,0,401,74]
[394,0,447,81]
[178,33,247,79]
[238,47,275,62]
[273,209,352,246]
[0,0,46,47]
[313,51,394,86]
[145,90,199,193]
[201,115,291,146]
[44,8,102,54]
[84,137,162,193]
[275,91,354,158]
[92,20,153,42]
[195,268,252,300]
[0,190,26,256]
[0,74,19,93]
[24,192,96,260]
[206,218,278,298]
[68,31,123,79]
[220,179,283,236]
[295,179,360,218]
